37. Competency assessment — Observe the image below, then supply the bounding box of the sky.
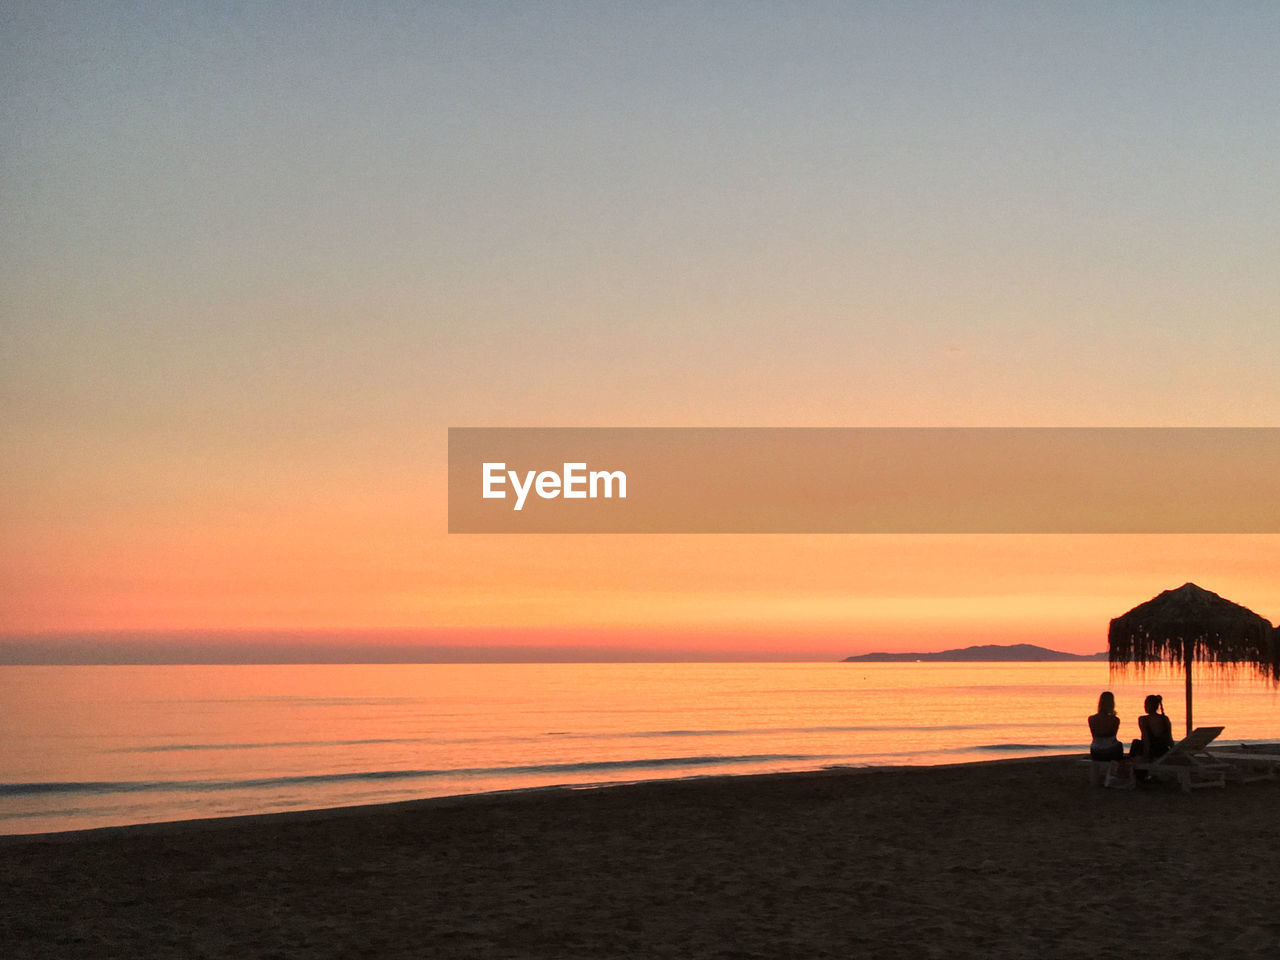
[3,2,1278,661]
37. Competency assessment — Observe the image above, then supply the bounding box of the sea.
[2,662,1277,836]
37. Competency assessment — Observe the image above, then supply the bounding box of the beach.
[3,757,1278,959]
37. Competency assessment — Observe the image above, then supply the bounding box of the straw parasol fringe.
[1108,582,1278,737]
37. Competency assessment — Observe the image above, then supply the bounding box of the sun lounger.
[1134,726,1228,792]
[1207,747,1280,784]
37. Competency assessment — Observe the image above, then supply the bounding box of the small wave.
[968,743,1084,753]
[146,696,424,706]
[116,738,423,753]
[0,753,827,799]
[2,781,159,797]
[547,721,1056,739]
[107,722,1060,754]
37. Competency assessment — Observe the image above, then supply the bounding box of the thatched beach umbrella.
[1108,583,1278,737]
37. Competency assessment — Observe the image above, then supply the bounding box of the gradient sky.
[3,2,1278,660]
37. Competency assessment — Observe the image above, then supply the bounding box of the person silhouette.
[1088,691,1124,762]
[1132,693,1174,762]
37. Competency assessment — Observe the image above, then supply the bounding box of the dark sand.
[3,757,1279,959]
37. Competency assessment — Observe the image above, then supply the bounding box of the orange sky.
[4,511,1277,659]
[3,7,1279,661]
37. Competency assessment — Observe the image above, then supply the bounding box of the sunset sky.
[3,3,1278,661]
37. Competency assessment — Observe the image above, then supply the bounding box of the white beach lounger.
[1134,726,1228,792]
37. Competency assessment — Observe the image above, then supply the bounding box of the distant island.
[843,643,1107,663]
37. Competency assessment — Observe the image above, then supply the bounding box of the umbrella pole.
[1185,648,1193,738]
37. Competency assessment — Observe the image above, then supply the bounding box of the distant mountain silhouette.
[843,643,1107,662]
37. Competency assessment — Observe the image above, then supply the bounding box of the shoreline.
[7,739,1278,845]
[4,754,1278,958]
[1,753,1075,845]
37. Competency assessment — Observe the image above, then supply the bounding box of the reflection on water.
[1,662,1275,834]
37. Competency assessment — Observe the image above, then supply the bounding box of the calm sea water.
[2,662,1277,835]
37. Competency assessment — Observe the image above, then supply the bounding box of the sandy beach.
[3,757,1278,959]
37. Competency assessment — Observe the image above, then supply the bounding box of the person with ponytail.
[1132,693,1174,762]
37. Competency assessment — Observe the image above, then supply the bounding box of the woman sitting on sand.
[1088,691,1124,762]
[1131,694,1175,761]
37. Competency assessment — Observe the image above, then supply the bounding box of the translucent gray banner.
[448,428,1280,533]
